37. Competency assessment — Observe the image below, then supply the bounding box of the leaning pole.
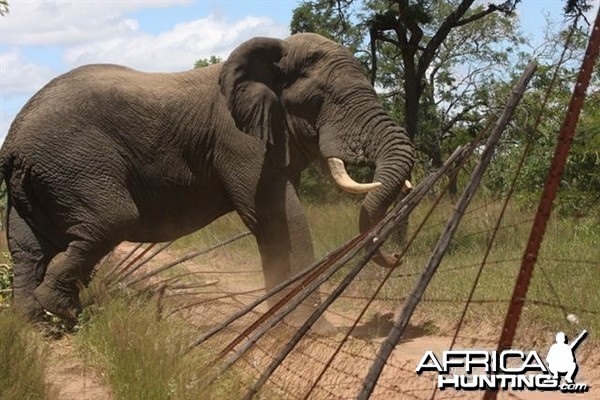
[483,8,600,400]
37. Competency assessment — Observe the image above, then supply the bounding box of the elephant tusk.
[402,180,413,193]
[326,157,382,194]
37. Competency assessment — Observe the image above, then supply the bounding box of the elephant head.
[219,33,414,267]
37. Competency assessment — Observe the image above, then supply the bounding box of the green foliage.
[291,0,364,52]
[482,22,599,215]
[561,91,600,212]
[0,310,53,400]
[291,2,338,38]
[564,0,593,15]
[0,253,12,304]
[0,0,8,16]
[193,55,222,69]
[290,0,524,167]
[291,1,599,213]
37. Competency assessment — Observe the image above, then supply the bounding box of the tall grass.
[76,287,253,400]
[0,310,54,400]
[172,213,256,254]
[69,194,599,398]
[342,194,600,340]
[170,195,600,341]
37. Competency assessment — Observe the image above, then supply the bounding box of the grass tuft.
[0,310,53,400]
[76,287,253,400]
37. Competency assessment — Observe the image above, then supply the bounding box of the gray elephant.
[0,33,413,331]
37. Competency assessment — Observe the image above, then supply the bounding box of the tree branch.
[417,0,477,79]
[454,5,499,27]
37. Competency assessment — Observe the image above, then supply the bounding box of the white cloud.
[0,49,57,96]
[63,14,289,71]
[0,110,17,139]
[0,1,290,141]
[0,1,192,46]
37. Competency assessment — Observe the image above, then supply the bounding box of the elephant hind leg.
[33,240,112,321]
[8,206,59,320]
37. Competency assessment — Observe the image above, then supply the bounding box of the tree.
[367,1,520,141]
[483,21,599,215]
[193,56,222,69]
[0,0,8,16]
[293,1,520,137]
[291,1,523,169]
[291,0,526,199]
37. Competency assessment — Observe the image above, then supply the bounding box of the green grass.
[76,286,254,400]
[168,196,600,343]
[0,310,54,400]
[71,194,600,397]
[355,195,600,342]
[304,200,361,257]
[172,213,257,255]
[168,195,600,345]
[77,294,192,400]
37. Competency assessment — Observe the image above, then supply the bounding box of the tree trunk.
[403,72,422,141]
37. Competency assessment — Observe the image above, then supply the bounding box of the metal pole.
[483,9,600,400]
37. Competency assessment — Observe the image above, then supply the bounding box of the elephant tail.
[0,150,11,234]
[0,149,13,199]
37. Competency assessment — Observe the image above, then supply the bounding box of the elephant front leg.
[251,180,337,335]
[33,240,111,321]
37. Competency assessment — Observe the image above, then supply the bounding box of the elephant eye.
[283,77,324,123]
[288,93,322,125]
[307,92,324,110]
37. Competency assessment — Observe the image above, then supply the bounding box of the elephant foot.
[310,315,339,336]
[12,288,47,322]
[33,277,81,323]
[285,308,339,336]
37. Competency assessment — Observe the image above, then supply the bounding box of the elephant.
[0,33,414,332]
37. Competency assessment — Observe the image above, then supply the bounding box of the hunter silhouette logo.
[416,330,589,393]
[546,330,587,385]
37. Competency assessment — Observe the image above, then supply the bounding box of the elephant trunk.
[318,98,414,268]
[358,126,414,268]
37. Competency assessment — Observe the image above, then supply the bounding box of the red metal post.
[483,9,600,400]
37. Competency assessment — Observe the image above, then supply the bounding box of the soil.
[42,242,600,400]
[44,337,112,400]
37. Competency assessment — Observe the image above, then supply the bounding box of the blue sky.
[0,0,596,142]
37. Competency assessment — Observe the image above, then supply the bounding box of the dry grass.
[0,310,54,400]
[66,193,600,397]
[76,287,256,400]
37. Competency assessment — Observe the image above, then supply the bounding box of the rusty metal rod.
[483,9,600,400]
[243,145,476,399]
[102,242,145,281]
[359,61,537,400]
[124,231,251,287]
[113,241,174,283]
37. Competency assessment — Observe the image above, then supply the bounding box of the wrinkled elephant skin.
[0,33,414,331]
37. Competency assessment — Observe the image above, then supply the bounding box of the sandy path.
[158,243,599,400]
[44,337,112,400]
[50,241,597,400]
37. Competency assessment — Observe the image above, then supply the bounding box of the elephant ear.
[219,37,289,167]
